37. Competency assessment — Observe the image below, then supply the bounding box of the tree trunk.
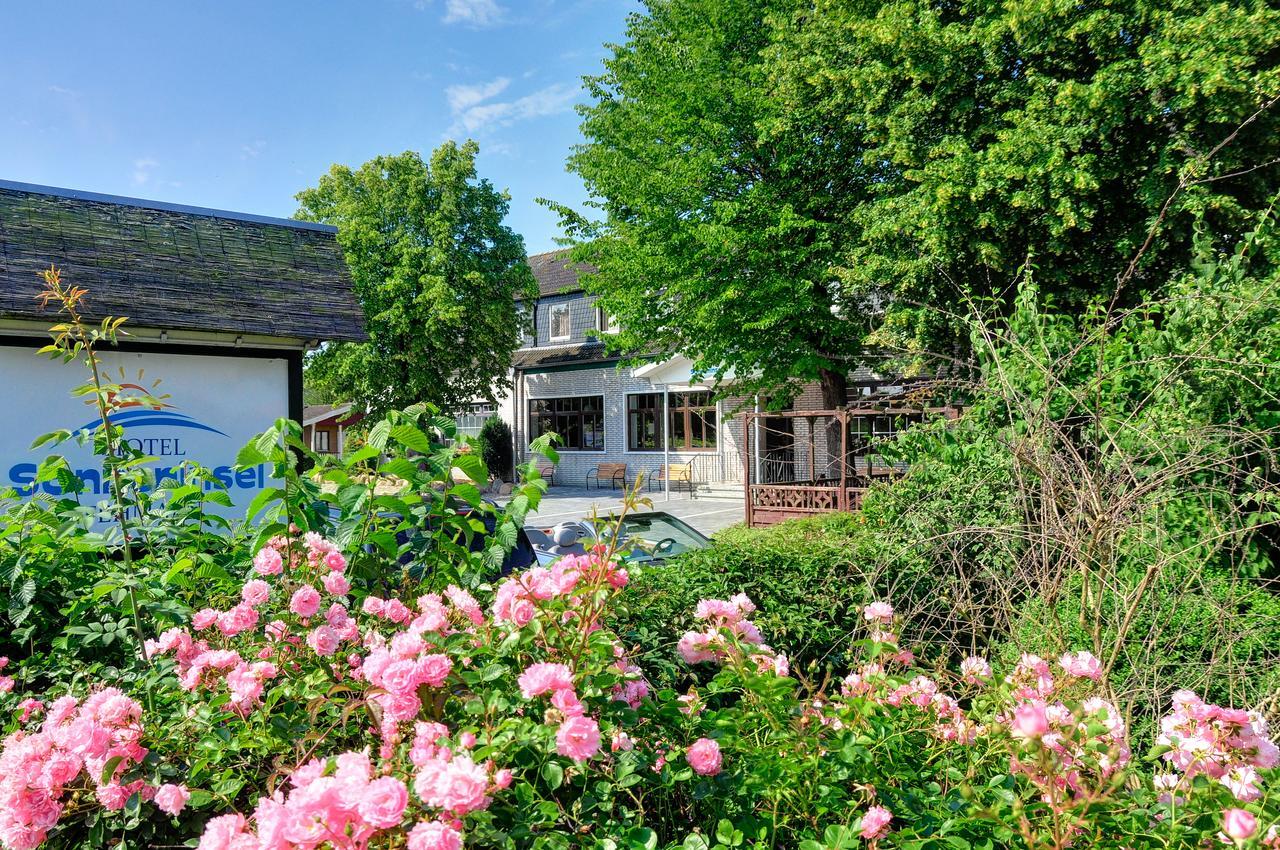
[818,366,847,409]
[818,366,848,479]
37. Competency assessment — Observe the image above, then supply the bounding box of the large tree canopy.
[563,0,1280,406]
[297,142,535,417]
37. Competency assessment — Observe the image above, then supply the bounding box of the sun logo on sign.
[82,367,174,413]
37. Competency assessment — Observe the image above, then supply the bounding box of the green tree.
[297,142,536,416]
[560,0,1280,406]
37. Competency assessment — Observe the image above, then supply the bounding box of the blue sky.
[1,0,638,253]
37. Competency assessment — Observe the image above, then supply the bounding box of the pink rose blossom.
[154,783,189,816]
[252,547,283,576]
[289,586,321,618]
[518,662,574,699]
[324,550,348,572]
[960,656,992,684]
[1060,651,1103,681]
[860,805,892,840]
[407,820,463,850]
[306,625,339,657]
[322,572,351,596]
[358,776,409,828]
[192,608,218,630]
[1223,808,1257,842]
[240,579,270,607]
[687,738,722,776]
[863,601,894,625]
[197,813,248,850]
[555,715,601,763]
[1011,701,1050,739]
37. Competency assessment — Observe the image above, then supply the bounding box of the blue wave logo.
[78,408,228,437]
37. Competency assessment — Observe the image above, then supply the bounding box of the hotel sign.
[1,346,287,517]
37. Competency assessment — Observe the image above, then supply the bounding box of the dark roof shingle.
[525,248,593,299]
[512,341,618,370]
[0,181,365,341]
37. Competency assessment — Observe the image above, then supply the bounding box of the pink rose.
[960,656,992,684]
[306,625,339,657]
[407,820,463,850]
[154,783,189,816]
[863,601,894,624]
[240,579,270,607]
[197,814,247,850]
[1059,651,1103,681]
[686,738,722,776]
[555,715,601,763]
[519,662,574,699]
[860,805,892,840]
[192,608,218,630]
[322,572,350,596]
[253,547,283,576]
[1223,808,1257,842]
[290,586,321,618]
[358,776,409,828]
[416,654,453,688]
[1011,702,1050,739]
[324,550,348,572]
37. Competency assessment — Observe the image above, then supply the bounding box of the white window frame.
[549,303,571,342]
[313,429,331,452]
[596,306,619,335]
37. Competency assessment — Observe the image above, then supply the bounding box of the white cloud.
[448,81,580,137]
[240,139,267,160]
[132,158,158,186]
[414,0,507,26]
[445,77,511,113]
[442,0,506,26]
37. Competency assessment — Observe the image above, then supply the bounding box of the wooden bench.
[650,462,694,495]
[533,459,556,485]
[586,462,628,490]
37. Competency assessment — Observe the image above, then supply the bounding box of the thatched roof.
[0,180,365,341]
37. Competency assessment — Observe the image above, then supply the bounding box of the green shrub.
[477,415,514,481]
[614,513,875,686]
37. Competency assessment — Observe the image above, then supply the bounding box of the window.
[455,402,496,439]
[625,391,718,451]
[627,393,663,450]
[596,306,619,334]
[670,391,717,451]
[529,396,604,451]
[517,303,534,346]
[312,429,331,452]
[549,303,571,341]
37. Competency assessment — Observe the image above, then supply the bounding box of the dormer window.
[596,306,619,334]
[549,303,571,342]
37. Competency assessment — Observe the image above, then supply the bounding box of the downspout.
[663,385,671,503]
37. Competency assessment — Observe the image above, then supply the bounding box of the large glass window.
[627,393,663,450]
[625,391,717,451]
[549,303,571,341]
[529,396,605,451]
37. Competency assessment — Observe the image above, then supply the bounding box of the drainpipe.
[663,385,671,503]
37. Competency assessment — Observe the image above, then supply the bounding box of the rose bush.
[1,508,1276,850]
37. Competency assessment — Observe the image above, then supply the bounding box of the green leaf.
[541,761,564,790]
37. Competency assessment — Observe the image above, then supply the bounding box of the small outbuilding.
[0,179,364,510]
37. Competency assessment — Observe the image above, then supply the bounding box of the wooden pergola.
[741,404,960,527]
